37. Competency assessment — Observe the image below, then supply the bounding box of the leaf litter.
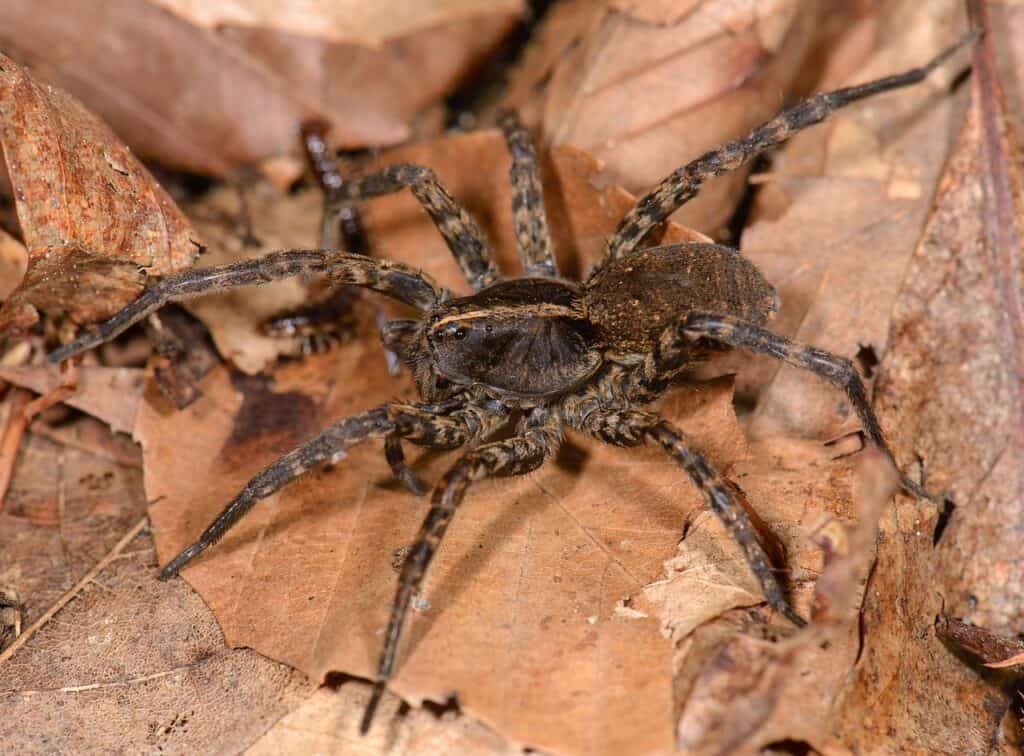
[0,0,522,175]
[3,0,1024,752]
[0,52,201,337]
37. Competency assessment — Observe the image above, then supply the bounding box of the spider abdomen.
[584,242,778,355]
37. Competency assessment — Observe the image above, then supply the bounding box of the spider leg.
[361,409,560,735]
[570,406,804,627]
[158,402,476,580]
[678,312,931,500]
[300,120,371,254]
[47,250,446,363]
[498,111,558,278]
[324,163,500,291]
[603,31,978,261]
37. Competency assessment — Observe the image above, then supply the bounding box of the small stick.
[0,388,33,510]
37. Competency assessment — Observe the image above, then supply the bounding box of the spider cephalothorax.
[48,34,972,735]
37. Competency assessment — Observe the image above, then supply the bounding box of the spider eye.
[453,328,467,340]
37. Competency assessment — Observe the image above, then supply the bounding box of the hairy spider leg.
[259,122,405,365]
[360,409,561,735]
[603,31,978,262]
[385,435,429,496]
[47,250,446,363]
[300,120,371,254]
[498,111,558,278]
[158,402,477,580]
[324,164,501,291]
[572,406,805,627]
[679,312,931,501]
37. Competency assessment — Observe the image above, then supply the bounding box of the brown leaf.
[140,350,727,754]
[0,52,200,336]
[873,3,1024,634]
[0,229,27,302]
[501,0,826,234]
[0,0,521,175]
[250,683,520,754]
[0,431,313,751]
[936,615,1024,669]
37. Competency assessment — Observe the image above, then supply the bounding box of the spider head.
[417,279,602,400]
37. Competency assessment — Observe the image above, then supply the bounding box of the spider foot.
[360,680,387,735]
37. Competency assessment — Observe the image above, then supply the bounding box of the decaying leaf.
[501,0,826,235]
[0,52,200,336]
[140,348,691,754]
[0,430,313,752]
[0,0,522,175]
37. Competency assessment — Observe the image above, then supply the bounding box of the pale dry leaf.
[0,51,200,336]
[501,0,824,234]
[0,0,520,174]
[608,0,702,27]
[670,452,895,755]
[248,682,518,755]
[740,0,970,442]
[0,366,144,435]
[152,0,525,46]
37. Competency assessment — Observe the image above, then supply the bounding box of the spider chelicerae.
[49,33,973,734]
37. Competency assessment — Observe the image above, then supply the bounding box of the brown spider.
[49,34,973,734]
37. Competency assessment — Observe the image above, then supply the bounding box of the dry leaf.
[739,1,970,442]
[0,366,144,434]
[0,52,200,336]
[0,0,522,175]
[0,440,313,751]
[0,228,27,301]
[152,0,524,46]
[140,351,732,754]
[874,3,1024,636]
[250,682,519,754]
[501,0,825,235]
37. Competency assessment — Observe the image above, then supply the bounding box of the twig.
[0,516,148,667]
[0,664,194,696]
[0,388,33,510]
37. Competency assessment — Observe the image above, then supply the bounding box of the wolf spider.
[49,35,972,734]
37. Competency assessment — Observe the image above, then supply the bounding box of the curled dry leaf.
[501,0,824,235]
[0,52,200,337]
[935,615,1024,670]
[875,1,1024,636]
[0,0,522,175]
